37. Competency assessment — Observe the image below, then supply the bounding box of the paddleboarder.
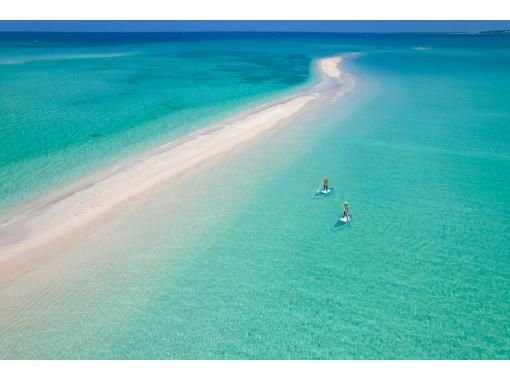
[322,176,329,192]
[342,201,350,219]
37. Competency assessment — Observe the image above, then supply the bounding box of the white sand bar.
[320,56,343,78]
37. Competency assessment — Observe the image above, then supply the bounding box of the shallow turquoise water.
[0,33,509,359]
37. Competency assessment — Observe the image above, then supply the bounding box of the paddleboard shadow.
[313,187,336,199]
[331,214,352,231]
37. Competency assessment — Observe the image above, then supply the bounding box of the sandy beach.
[0,56,347,284]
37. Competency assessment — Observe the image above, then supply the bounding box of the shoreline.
[0,56,351,284]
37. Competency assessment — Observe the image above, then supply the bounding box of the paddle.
[317,180,324,194]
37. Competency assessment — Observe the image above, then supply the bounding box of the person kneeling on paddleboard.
[342,201,350,219]
[322,176,329,192]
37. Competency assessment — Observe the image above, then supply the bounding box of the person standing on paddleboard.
[342,201,350,219]
[322,176,329,192]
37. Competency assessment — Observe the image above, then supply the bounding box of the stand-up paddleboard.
[332,214,352,230]
[313,187,336,198]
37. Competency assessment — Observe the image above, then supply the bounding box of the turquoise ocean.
[0,32,509,359]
